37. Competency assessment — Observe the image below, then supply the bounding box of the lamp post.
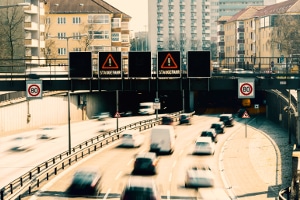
[48,34,88,154]
[0,2,30,8]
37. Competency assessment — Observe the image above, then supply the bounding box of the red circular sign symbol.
[240,83,253,96]
[28,84,41,97]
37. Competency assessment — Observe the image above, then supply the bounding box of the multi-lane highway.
[3,114,250,200]
[0,115,158,189]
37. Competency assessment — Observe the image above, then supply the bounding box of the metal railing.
[0,111,181,200]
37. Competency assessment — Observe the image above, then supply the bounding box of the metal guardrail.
[0,111,182,200]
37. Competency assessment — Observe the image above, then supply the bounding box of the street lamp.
[0,2,30,8]
[48,33,88,154]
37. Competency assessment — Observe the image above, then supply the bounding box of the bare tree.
[0,2,24,59]
[269,15,300,56]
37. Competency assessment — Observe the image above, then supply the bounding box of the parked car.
[179,113,192,125]
[132,152,159,175]
[219,114,234,127]
[184,165,215,188]
[120,176,161,200]
[210,122,225,134]
[200,129,218,143]
[193,137,215,155]
[67,167,102,195]
[121,129,145,147]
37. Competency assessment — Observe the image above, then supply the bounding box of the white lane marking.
[127,158,133,166]
[172,161,177,168]
[103,188,111,200]
[167,190,171,200]
[169,173,172,182]
[115,171,122,180]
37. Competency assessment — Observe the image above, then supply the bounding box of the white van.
[121,129,145,147]
[150,125,176,154]
[138,102,155,115]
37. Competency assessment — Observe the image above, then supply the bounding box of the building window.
[112,18,121,28]
[58,48,66,55]
[73,48,82,52]
[89,30,110,39]
[88,14,109,24]
[112,32,120,42]
[58,32,66,39]
[45,17,50,24]
[73,17,81,24]
[73,32,82,40]
[57,17,66,24]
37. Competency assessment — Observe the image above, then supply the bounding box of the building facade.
[218,0,300,71]
[148,0,275,62]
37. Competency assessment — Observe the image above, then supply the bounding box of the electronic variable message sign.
[69,52,92,78]
[128,51,152,78]
[157,51,181,78]
[187,51,211,78]
[98,52,122,78]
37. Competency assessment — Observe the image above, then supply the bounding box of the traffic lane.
[0,116,157,188]
[26,115,233,200]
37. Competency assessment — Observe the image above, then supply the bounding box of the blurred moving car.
[179,113,192,125]
[184,165,215,188]
[193,137,215,155]
[120,176,161,200]
[99,121,114,133]
[219,114,234,127]
[121,129,145,147]
[161,115,174,125]
[210,122,225,134]
[37,126,58,139]
[200,129,218,143]
[10,136,35,151]
[150,125,176,154]
[92,112,111,120]
[119,111,133,117]
[68,168,102,195]
[132,152,159,175]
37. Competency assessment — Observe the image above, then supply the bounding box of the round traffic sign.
[28,84,41,97]
[240,83,253,96]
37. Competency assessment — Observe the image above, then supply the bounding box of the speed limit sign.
[238,78,255,98]
[26,80,43,99]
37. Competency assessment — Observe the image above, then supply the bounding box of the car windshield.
[196,142,209,146]
[211,124,219,128]
[220,116,229,121]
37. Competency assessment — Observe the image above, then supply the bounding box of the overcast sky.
[103,0,148,33]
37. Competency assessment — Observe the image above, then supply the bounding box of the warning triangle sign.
[102,53,119,69]
[242,111,250,118]
[161,53,178,69]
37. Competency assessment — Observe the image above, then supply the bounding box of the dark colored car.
[179,113,191,125]
[210,122,225,134]
[132,152,159,175]
[200,129,218,143]
[120,176,161,200]
[219,114,234,127]
[68,168,102,195]
[161,116,174,125]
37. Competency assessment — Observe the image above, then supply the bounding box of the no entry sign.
[26,80,43,99]
[238,78,255,98]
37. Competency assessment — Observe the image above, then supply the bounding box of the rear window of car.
[123,188,154,199]
[196,142,209,146]
[122,134,133,138]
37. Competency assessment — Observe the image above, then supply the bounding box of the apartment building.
[218,0,300,70]
[148,0,275,62]
[43,0,131,71]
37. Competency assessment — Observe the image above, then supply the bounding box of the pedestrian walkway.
[223,115,294,199]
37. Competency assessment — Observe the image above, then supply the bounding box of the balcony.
[238,50,245,55]
[218,31,224,35]
[237,27,245,32]
[24,39,39,47]
[218,41,225,46]
[24,22,38,31]
[238,39,245,43]
[24,4,38,14]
